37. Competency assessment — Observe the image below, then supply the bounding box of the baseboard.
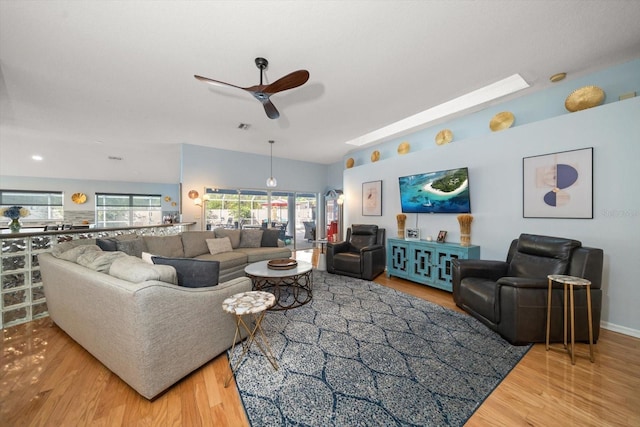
[601,322,640,339]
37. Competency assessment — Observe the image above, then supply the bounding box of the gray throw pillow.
[151,256,220,288]
[260,228,280,247]
[214,228,241,248]
[76,251,127,273]
[116,238,148,258]
[96,238,118,252]
[239,229,264,248]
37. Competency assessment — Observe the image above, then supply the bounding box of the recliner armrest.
[453,259,509,282]
[496,276,548,288]
[327,241,350,255]
[360,244,384,253]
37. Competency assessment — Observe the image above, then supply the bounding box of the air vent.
[108,156,123,161]
[237,123,251,130]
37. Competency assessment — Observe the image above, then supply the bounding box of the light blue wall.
[341,60,640,335]
[180,144,329,229]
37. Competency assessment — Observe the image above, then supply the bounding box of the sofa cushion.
[235,247,293,263]
[194,251,248,270]
[206,237,233,255]
[96,237,118,252]
[260,228,280,247]
[214,228,241,249]
[239,229,264,248]
[54,244,101,262]
[116,238,149,258]
[77,251,128,273]
[151,256,220,288]
[143,235,184,258]
[109,255,177,284]
[181,231,216,258]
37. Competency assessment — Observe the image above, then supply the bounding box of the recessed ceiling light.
[31,155,43,161]
[345,74,530,147]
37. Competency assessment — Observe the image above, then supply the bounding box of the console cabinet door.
[433,248,463,291]
[387,239,409,278]
[409,244,436,284]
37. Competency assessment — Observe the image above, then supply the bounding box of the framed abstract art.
[523,147,593,218]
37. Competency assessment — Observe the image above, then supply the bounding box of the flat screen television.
[398,167,471,214]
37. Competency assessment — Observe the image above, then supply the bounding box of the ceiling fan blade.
[194,75,248,91]
[264,70,310,94]
[260,98,280,119]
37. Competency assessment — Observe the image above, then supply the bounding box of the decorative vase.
[396,214,407,238]
[457,214,473,247]
[8,218,21,233]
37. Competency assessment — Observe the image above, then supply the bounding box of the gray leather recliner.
[452,233,603,345]
[326,224,386,281]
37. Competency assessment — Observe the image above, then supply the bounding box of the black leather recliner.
[452,233,603,345]
[326,224,386,280]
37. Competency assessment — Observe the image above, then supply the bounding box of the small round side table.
[546,274,595,364]
[222,291,279,387]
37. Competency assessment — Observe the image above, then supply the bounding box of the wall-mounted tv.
[398,167,471,214]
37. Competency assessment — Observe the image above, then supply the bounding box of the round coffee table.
[245,260,313,310]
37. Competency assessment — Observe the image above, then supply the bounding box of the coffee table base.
[248,270,313,310]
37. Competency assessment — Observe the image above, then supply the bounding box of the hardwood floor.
[2,251,639,426]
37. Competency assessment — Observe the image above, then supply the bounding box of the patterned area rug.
[230,272,530,426]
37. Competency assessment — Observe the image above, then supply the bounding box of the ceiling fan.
[195,57,310,119]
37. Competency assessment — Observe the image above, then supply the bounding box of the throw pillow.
[141,251,155,264]
[109,255,177,284]
[115,238,148,258]
[96,237,118,252]
[143,235,184,258]
[239,229,264,248]
[214,228,241,249]
[50,239,98,258]
[76,251,127,273]
[206,237,233,255]
[260,228,280,247]
[55,244,101,262]
[151,256,220,288]
[181,231,216,258]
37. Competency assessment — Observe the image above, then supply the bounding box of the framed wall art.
[523,147,593,218]
[362,180,382,216]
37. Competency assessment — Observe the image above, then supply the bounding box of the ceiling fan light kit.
[195,57,310,119]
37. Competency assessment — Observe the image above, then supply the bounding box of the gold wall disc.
[397,141,410,154]
[346,158,355,168]
[565,85,605,112]
[71,193,87,204]
[490,111,515,131]
[435,129,453,145]
[371,150,380,162]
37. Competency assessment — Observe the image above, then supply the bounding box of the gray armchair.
[452,233,603,345]
[326,224,386,280]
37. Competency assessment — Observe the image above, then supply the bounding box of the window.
[95,193,162,227]
[0,190,64,222]
[203,189,269,229]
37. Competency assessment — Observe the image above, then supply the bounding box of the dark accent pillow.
[151,256,220,288]
[96,238,118,252]
[261,228,280,247]
[239,229,264,248]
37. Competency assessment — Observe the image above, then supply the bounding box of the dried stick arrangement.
[457,214,473,246]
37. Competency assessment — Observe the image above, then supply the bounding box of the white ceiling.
[1,1,640,181]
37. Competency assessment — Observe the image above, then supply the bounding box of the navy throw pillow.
[151,256,220,288]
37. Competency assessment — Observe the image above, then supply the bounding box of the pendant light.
[266,140,277,188]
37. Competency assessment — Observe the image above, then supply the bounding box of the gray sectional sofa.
[97,228,292,282]
[38,228,292,399]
